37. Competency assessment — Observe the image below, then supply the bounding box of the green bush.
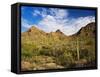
[80,49,95,62]
[21,48,33,58]
[39,48,52,56]
[56,51,74,67]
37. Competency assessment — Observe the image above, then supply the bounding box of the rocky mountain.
[22,22,95,39]
[74,22,95,37]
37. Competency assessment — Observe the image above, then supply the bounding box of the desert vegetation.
[21,22,96,71]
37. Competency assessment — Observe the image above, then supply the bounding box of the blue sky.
[21,6,95,35]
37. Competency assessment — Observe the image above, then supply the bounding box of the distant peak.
[87,22,95,25]
[31,26,38,30]
[56,29,62,33]
[72,22,95,36]
[85,22,95,28]
[27,26,39,32]
[27,25,45,34]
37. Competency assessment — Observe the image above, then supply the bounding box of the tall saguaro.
[77,37,80,61]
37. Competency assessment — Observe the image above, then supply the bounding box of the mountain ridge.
[22,22,95,38]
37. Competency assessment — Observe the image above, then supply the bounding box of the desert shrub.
[39,45,65,57]
[80,49,95,62]
[22,43,42,56]
[39,48,52,56]
[56,51,74,67]
[31,47,41,56]
[71,51,77,60]
[21,48,33,59]
[80,49,88,59]
[63,49,77,61]
[51,48,64,57]
[22,43,34,52]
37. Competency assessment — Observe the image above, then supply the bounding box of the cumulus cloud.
[33,8,69,32]
[49,8,68,19]
[23,8,95,35]
[21,18,32,29]
[32,10,41,16]
[32,8,48,18]
[35,8,95,35]
[61,16,95,35]
[38,15,63,32]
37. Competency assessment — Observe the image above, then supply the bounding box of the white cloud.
[41,8,48,18]
[34,8,69,33]
[49,8,68,19]
[38,15,63,32]
[32,10,41,16]
[38,16,95,35]
[61,16,95,35]
[26,8,95,36]
[21,18,32,29]
[32,8,48,18]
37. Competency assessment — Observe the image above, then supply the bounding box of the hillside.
[75,22,95,37]
[21,22,96,71]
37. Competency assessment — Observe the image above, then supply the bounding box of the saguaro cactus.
[77,37,80,61]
